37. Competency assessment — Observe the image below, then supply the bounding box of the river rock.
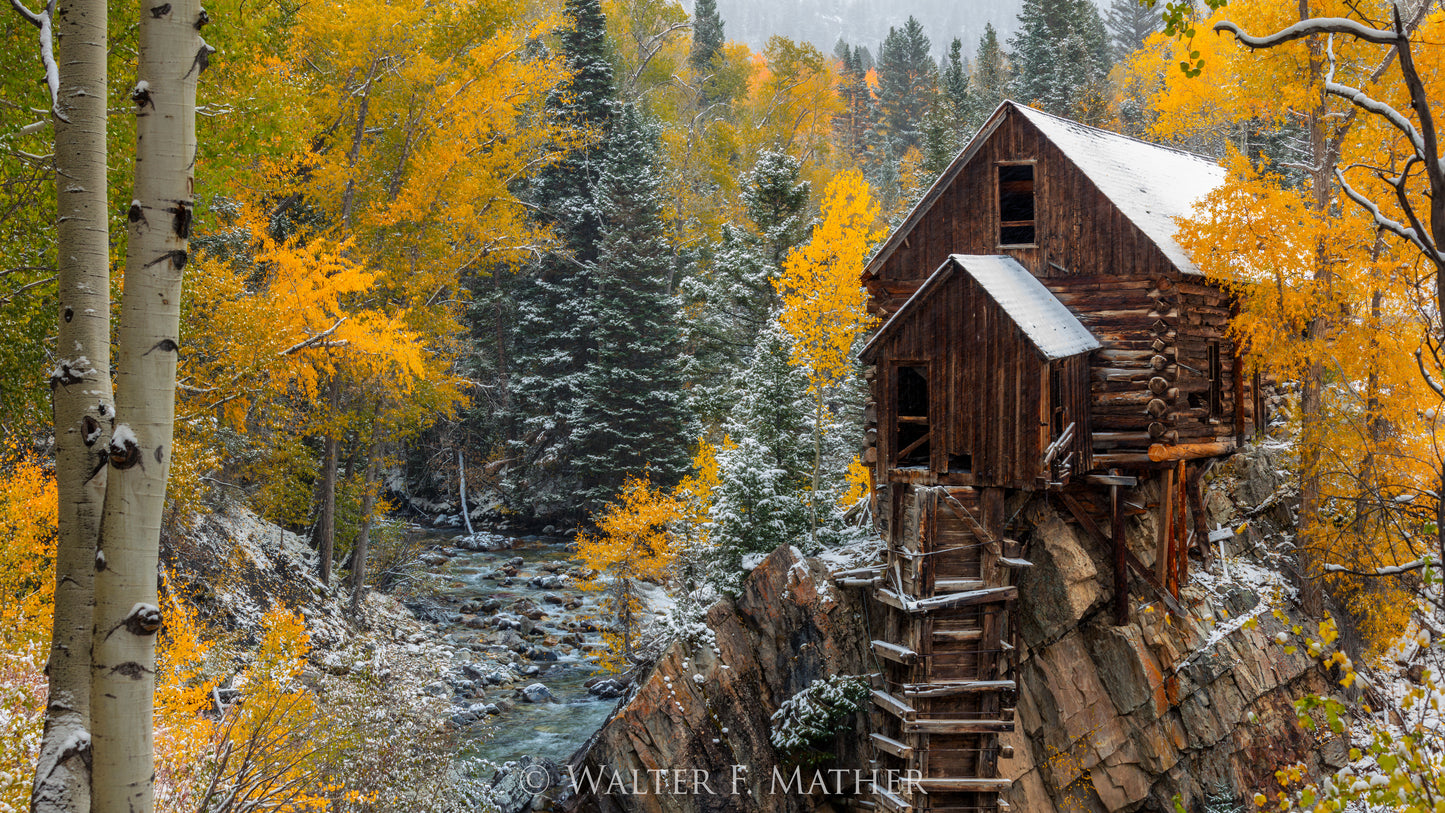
[542,592,565,605]
[422,681,451,698]
[479,597,503,613]
[587,679,627,699]
[490,757,560,813]
[465,616,488,630]
[519,683,554,703]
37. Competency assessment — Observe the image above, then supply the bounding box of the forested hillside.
[2,0,1444,808]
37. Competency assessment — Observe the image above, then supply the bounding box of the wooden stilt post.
[1112,482,1128,625]
[1175,460,1187,594]
[1156,467,1173,587]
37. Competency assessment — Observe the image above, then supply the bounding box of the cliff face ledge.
[566,546,870,813]
[1004,483,1341,812]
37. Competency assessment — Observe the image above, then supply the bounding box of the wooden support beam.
[1147,439,1236,461]
[1175,459,1187,595]
[1112,483,1128,625]
[870,732,914,759]
[833,565,884,579]
[872,689,917,721]
[872,639,919,665]
[999,557,1034,569]
[1156,465,1174,587]
[840,577,880,587]
[1059,492,1185,618]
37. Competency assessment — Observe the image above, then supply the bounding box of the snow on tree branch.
[1212,16,1397,48]
[1322,557,1435,577]
[9,0,64,121]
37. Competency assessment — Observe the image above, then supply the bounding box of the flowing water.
[429,532,622,767]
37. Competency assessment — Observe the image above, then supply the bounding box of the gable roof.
[862,101,1225,278]
[861,254,1100,362]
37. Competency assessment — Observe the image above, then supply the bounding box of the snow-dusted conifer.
[1009,0,1111,124]
[707,322,812,592]
[570,103,694,511]
[506,0,615,514]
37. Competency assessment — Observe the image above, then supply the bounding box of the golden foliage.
[776,168,883,392]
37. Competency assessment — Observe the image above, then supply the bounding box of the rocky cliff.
[566,449,1342,812]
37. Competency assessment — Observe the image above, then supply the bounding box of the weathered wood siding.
[861,105,1252,468]
[872,270,1092,489]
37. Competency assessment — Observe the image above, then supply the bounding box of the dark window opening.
[1207,341,1223,419]
[895,365,930,466]
[948,453,972,473]
[999,164,1036,245]
[1188,392,1206,410]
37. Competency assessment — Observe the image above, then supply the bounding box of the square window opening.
[895,365,930,466]
[999,164,1036,245]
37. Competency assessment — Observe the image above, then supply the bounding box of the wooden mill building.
[847,101,1257,813]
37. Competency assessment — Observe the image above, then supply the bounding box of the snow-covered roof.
[862,101,1225,279]
[861,255,1100,361]
[1013,105,1225,276]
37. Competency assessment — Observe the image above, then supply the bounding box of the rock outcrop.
[567,449,1341,813]
[565,546,870,813]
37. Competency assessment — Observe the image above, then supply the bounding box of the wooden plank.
[934,579,986,593]
[903,719,1015,734]
[912,586,1017,612]
[872,689,917,722]
[999,557,1033,569]
[870,732,914,759]
[902,680,1015,698]
[913,778,1013,793]
[1084,473,1138,486]
[872,785,912,813]
[873,640,920,665]
[931,629,983,642]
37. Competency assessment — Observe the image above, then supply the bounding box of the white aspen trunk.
[90,0,203,809]
[32,0,111,809]
[349,449,377,616]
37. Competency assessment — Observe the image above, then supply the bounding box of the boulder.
[519,683,554,703]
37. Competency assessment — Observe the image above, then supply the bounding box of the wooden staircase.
[861,485,1024,813]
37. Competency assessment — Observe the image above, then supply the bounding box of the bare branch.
[279,316,348,356]
[0,273,56,305]
[1335,168,1427,250]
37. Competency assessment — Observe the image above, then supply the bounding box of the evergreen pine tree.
[970,24,1009,123]
[570,104,696,511]
[1104,0,1162,61]
[834,44,876,155]
[689,0,727,101]
[1009,0,1111,122]
[680,152,810,425]
[507,0,616,516]
[875,17,937,153]
[942,37,971,119]
[707,322,812,592]
[919,96,956,179]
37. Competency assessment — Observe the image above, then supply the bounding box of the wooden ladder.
[867,485,1026,813]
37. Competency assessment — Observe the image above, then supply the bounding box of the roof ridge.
[1010,101,1220,166]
